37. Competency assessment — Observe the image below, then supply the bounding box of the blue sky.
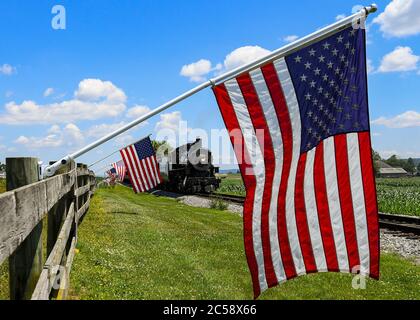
[1,0,420,171]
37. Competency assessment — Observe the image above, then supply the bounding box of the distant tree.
[372,149,381,177]
[151,140,173,160]
[417,162,420,175]
[403,158,416,174]
[0,161,5,172]
[385,154,408,168]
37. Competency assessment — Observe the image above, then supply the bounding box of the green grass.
[218,175,420,217]
[69,185,419,300]
[209,199,229,211]
[0,179,5,194]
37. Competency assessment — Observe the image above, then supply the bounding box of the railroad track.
[378,213,420,236]
[196,193,246,204]
[197,193,420,235]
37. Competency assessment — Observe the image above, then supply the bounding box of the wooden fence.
[0,157,96,300]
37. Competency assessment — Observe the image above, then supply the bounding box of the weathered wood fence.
[0,157,96,300]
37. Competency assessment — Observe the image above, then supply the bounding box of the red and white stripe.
[213,57,379,298]
[120,145,161,193]
[111,162,126,182]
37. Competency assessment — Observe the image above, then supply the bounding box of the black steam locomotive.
[161,138,221,194]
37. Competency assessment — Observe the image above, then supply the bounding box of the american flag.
[213,27,379,297]
[106,167,117,179]
[111,160,126,182]
[120,137,162,193]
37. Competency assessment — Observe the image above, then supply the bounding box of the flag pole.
[44,4,378,177]
[88,150,120,168]
[87,134,152,168]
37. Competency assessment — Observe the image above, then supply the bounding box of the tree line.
[373,151,419,175]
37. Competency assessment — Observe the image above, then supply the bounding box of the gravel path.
[380,230,420,264]
[179,195,244,215]
[179,195,420,263]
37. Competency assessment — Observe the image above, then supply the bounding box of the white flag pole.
[44,4,377,177]
[87,134,152,168]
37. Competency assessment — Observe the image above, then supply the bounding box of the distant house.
[0,171,5,179]
[376,161,408,178]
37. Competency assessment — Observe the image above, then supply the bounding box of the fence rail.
[0,158,96,300]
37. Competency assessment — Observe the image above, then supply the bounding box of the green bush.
[210,199,228,211]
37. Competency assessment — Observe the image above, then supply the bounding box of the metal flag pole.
[88,134,152,168]
[88,150,120,169]
[44,4,378,177]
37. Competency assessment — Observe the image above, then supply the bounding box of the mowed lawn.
[69,185,419,300]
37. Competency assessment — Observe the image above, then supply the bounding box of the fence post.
[47,160,73,256]
[6,157,43,300]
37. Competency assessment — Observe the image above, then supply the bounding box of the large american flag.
[213,27,379,297]
[120,137,162,193]
[111,160,126,182]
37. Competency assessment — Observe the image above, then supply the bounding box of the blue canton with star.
[285,27,369,154]
[134,137,155,160]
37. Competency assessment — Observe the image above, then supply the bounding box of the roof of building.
[377,160,392,169]
[379,167,407,175]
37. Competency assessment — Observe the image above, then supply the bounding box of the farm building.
[376,161,408,178]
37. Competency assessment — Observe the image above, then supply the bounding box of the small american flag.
[120,137,162,193]
[111,160,126,182]
[213,27,379,297]
[106,167,117,179]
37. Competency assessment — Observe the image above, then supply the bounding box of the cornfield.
[217,175,420,217]
[376,178,420,217]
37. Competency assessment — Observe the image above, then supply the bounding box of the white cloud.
[179,46,270,83]
[75,78,126,103]
[180,59,213,82]
[283,35,299,43]
[367,59,375,74]
[378,46,419,73]
[14,124,84,149]
[87,117,148,140]
[0,79,126,125]
[0,64,15,75]
[126,105,151,118]
[15,136,30,144]
[336,14,346,21]
[5,91,13,98]
[86,122,127,138]
[372,110,420,128]
[155,111,183,132]
[44,87,54,97]
[114,134,135,147]
[373,0,420,37]
[378,150,399,159]
[222,46,271,71]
